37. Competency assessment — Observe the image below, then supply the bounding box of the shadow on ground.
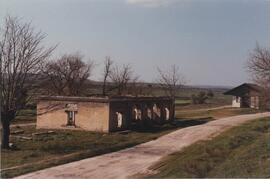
[128,117,214,133]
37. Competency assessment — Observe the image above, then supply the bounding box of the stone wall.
[36,96,174,133]
[108,97,174,132]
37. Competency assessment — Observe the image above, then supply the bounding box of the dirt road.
[15,112,270,179]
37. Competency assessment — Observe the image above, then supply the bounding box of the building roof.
[38,96,110,102]
[38,95,173,103]
[109,96,172,102]
[224,83,261,96]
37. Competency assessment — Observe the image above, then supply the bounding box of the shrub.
[207,90,214,98]
[191,91,209,104]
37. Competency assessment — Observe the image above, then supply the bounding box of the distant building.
[224,83,261,109]
[37,96,174,132]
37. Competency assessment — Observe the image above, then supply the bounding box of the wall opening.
[165,107,170,120]
[153,103,161,120]
[116,112,123,128]
[133,105,142,121]
[66,111,76,126]
[65,103,78,126]
[147,107,152,119]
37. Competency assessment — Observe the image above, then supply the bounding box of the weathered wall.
[108,97,174,132]
[249,91,260,109]
[250,96,260,109]
[37,100,110,132]
[36,96,174,133]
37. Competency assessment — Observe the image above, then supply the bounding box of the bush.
[191,91,209,104]
[207,90,214,98]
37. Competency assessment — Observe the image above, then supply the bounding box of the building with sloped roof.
[224,83,261,109]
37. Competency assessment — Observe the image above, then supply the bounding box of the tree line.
[1,16,270,149]
[0,16,184,149]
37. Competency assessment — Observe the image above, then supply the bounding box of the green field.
[147,117,270,178]
[176,107,264,120]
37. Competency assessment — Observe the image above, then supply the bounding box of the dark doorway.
[66,111,76,126]
[241,96,250,108]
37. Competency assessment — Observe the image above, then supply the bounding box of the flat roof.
[38,95,173,103]
[109,96,172,102]
[38,96,110,102]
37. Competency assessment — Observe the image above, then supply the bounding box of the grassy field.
[1,119,209,178]
[174,93,231,112]
[176,107,263,120]
[1,107,262,178]
[147,117,270,178]
[0,86,254,178]
[175,99,191,105]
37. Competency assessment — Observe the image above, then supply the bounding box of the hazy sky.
[1,0,270,86]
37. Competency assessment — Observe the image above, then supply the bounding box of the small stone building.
[37,96,174,132]
[224,83,261,109]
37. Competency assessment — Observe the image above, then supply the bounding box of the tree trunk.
[1,111,15,149]
[1,120,11,149]
[102,80,106,96]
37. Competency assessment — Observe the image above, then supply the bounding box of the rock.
[12,136,32,140]
[32,131,55,136]
[9,143,14,148]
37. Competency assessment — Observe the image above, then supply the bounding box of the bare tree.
[102,56,113,96]
[127,76,142,96]
[109,64,135,95]
[0,16,55,149]
[157,64,185,118]
[247,44,270,108]
[42,53,94,96]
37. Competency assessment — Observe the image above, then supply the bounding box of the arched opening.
[115,112,123,128]
[165,107,170,120]
[153,103,161,120]
[147,107,152,119]
[132,105,142,121]
[132,106,137,121]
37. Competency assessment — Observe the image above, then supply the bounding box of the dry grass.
[146,117,270,178]
[176,107,263,120]
[1,106,262,178]
[1,119,206,178]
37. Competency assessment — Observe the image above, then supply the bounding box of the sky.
[1,0,270,86]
